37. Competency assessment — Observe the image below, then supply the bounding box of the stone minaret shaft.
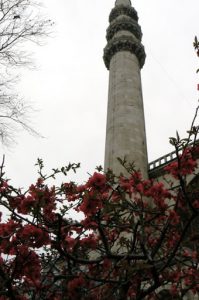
[104,0,148,177]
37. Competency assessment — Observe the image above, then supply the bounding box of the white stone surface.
[104,50,148,177]
[115,0,131,6]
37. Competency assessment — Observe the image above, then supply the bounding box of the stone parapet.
[148,140,199,179]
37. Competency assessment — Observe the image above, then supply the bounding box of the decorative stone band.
[103,35,146,69]
[106,16,142,41]
[109,5,138,23]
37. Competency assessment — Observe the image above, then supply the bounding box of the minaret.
[104,0,148,177]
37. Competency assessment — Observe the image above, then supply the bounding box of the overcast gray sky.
[1,0,199,188]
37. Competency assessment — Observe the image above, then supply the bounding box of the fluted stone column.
[104,0,148,177]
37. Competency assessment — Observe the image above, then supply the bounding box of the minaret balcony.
[109,4,138,23]
[106,15,142,42]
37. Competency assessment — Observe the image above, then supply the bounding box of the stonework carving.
[103,35,146,70]
[109,5,138,23]
[104,3,145,70]
[106,16,142,41]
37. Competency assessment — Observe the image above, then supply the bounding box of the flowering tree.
[0,119,198,300]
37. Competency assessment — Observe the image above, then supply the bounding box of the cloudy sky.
[1,0,199,188]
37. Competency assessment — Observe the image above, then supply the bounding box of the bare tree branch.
[0,0,53,145]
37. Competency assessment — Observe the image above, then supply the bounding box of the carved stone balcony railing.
[148,148,183,179]
[148,140,199,178]
[148,149,178,171]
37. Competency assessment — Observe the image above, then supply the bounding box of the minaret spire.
[103,1,148,177]
[115,0,131,6]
